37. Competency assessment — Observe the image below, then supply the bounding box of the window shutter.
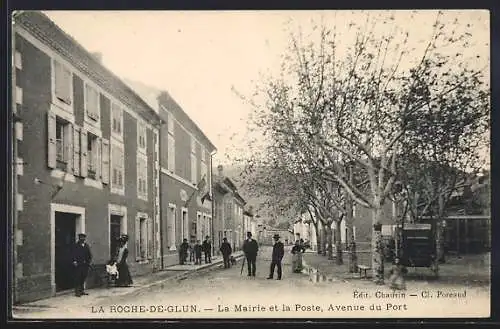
[135,216,141,261]
[102,138,109,184]
[147,217,153,260]
[80,129,88,177]
[96,138,102,179]
[73,126,80,176]
[47,112,56,169]
[65,124,73,174]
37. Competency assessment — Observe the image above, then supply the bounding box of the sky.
[43,10,490,167]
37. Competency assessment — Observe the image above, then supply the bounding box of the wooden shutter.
[101,138,110,184]
[47,112,56,169]
[96,138,102,180]
[147,217,153,260]
[65,124,73,173]
[135,216,141,261]
[73,125,80,176]
[80,129,88,177]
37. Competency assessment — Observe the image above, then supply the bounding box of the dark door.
[110,215,122,260]
[55,212,76,292]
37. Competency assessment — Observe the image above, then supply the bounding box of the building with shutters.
[156,91,217,268]
[11,12,162,303]
[212,165,248,253]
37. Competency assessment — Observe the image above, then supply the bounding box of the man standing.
[242,232,259,277]
[202,236,212,264]
[72,233,92,297]
[179,238,189,265]
[220,237,232,269]
[267,234,285,280]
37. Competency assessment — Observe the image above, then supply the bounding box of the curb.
[121,253,246,294]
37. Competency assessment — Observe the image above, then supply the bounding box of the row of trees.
[233,11,489,284]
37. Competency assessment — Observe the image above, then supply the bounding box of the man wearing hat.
[72,233,92,297]
[267,234,285,280]
[242,232,259,276]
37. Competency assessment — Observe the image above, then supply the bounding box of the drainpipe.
[156,119,165,270]
[210,150,217,256]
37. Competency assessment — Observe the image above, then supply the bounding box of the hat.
[273,234,280,239]
[246,232,252,236]
[120,234,129,242]
[78,233,87,237]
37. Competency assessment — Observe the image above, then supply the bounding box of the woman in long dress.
[291,240,305,273]
[115,235,133,287]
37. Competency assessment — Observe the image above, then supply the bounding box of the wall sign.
[180,189,188,202]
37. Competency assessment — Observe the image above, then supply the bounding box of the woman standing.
[291,240,306,273]
[115,235,133,287]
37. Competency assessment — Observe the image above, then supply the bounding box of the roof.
[15,11,161,124]
[158,91,217,152]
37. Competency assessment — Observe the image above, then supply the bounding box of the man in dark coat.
[267,234,285,280]
[202,236,212,264]
[242,232,259,276]
[179,238,189,265]
[72,233,92,297]
[220,237,232,268]
[194,240,203,265]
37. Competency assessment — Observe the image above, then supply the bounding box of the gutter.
[210,150,217,256]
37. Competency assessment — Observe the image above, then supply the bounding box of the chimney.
[217,165,223,176]
[91,52,103,63]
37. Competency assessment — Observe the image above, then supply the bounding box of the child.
[389,257,407,290]
[105,260,119,287]
[194,240,203,265]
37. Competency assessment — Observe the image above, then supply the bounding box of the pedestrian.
[267,234,285,280]
[115,235,133,287]
[220,237,232,268]
[179,238,189,265]
[194,240,203,265]
[291,240,306,273]
[202,236,212,264]
[189,240,195,264]
[242,232,259,277]
[71,233,92,297]
[389,257,407,290]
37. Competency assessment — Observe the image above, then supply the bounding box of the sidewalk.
[13,251,244,313]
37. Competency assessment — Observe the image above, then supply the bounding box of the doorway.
[110,215,122,260]
[55,212,77,292]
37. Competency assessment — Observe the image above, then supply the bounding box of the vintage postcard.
[9,10,490,320]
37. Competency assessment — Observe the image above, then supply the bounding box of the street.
[13,246,490,319]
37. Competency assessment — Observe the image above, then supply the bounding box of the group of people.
[179,236,212,265]
[71,232,133,297]
[70,230,308,297]
[241,232,307,280]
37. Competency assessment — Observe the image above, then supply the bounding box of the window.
[87,132,101,180]
[167,113,175,135]
[136,215,153,261]
[85,83,100,121]
[55,119,68,170]
[167,133,175,172]
[137,121,147,150]
[111,103,123,137]
[47,112,73,173]
[191,136,197,183]
[111,143,125,192]
[14,51,22,70]
[137,154,148,200]
[201,146,208,184]
[167,205,177,250]
[53,60,72,106]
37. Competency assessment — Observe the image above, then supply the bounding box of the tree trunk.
[335,220,343,265]
[371,206,385,285]
[321,226,327,256]
[436,195,446,263]
[346,201,357,272]
[326,224,334,260]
